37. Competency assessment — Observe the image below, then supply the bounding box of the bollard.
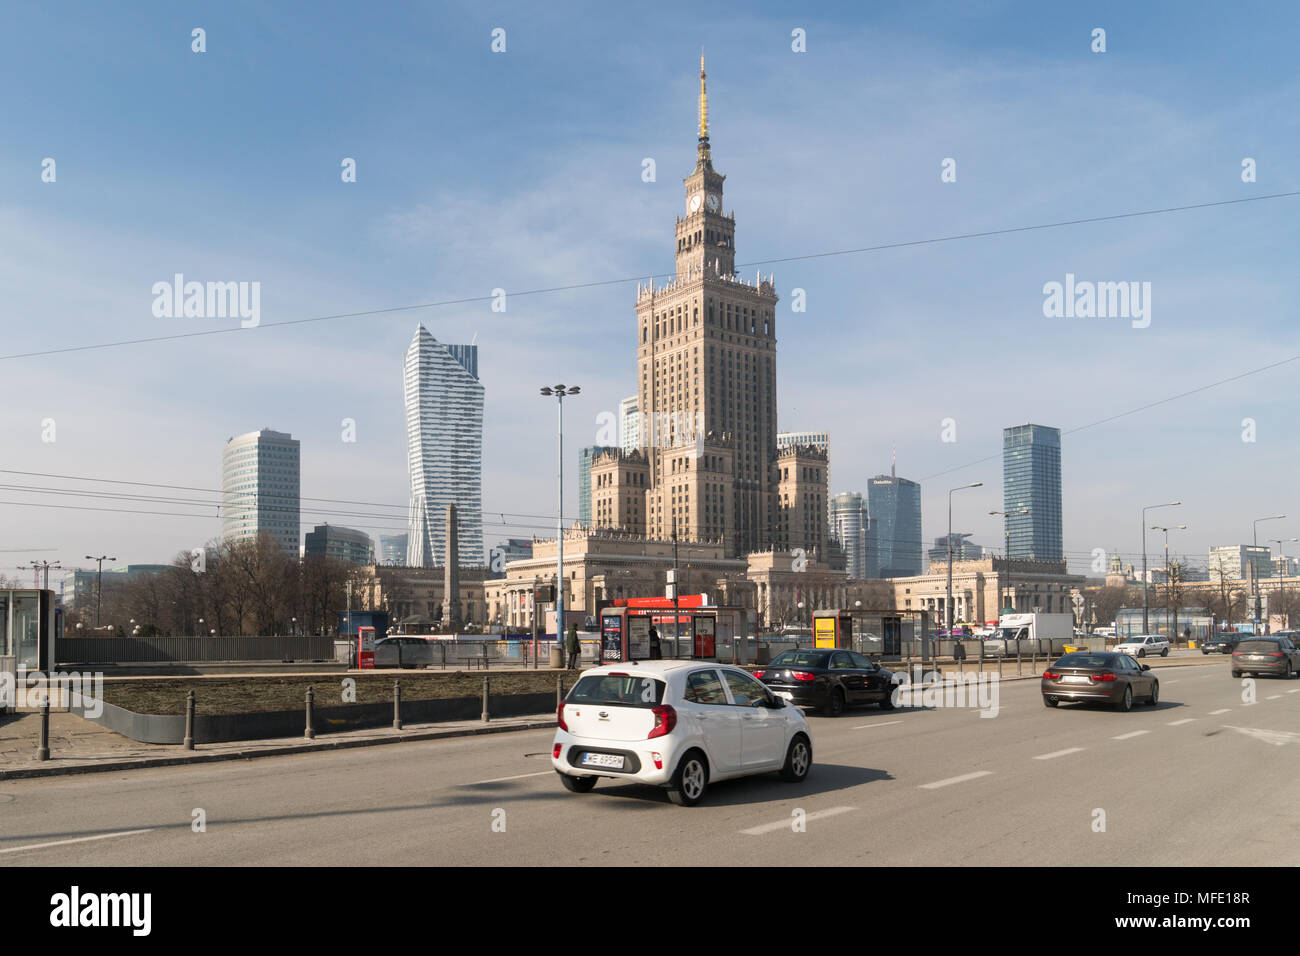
[305,685,316,740]
[393,678,403,731]
[481,676,491,723]
[37,696,50,761]
[1016,647,1022,676]
[183,690,195,750]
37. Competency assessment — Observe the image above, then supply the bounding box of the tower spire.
[697,51,711,168]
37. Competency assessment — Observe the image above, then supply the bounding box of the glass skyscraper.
[1002,423,1062,561]
[867,465,922,577]
[830,491,870,579]
[221,428,300,554]
[405,325,485,568]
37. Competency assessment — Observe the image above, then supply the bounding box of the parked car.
[1231,636,1300,679]
[1041,651,1159,711]
[1201,634,1241,655]
[374,636,436,668]
[1114,634,1170,658]
[752,648,897,717]
[552,661,813,806]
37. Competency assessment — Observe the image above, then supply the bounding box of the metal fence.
[56,636,339,665]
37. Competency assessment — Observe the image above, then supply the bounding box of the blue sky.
[2,0,1298,580]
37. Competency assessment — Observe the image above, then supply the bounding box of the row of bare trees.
[63,533,368,637]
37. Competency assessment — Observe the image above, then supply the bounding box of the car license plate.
[776,691,794,701]
[1062,675,1090,684]
[581,753,624,769]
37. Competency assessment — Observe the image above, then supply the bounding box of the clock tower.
[675,55,734,279]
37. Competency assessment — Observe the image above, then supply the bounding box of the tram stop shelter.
[1,589,58,713]
[598,596,753,664]
[811,608,931,662]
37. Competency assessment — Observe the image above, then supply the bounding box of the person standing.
[566,622,581,670]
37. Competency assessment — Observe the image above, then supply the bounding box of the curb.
[0,718,556,781]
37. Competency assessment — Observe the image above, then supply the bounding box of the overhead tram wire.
[2,190,1298,364]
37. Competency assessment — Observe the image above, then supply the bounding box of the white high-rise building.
[221,428,300,554]
[619,395,640,454]
[830,491,869,579]
[404,325,485,568]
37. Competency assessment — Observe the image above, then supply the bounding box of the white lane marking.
[919,771,993,790]
[1209,708,1232,715]
[1034,747,1084,760]
[467,771,553,785]
[1266,695,1282,700]
[1111,730,1149,740]
[1166,718,1195,726]
[741,806,855,835]
[851,720,903,730]
[1288,689,1299,694]
[0,828,155,856]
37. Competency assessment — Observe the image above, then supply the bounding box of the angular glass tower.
[404,326,485,568]
[830,491,870,579]
[1002,423,1062,561]
[867,465,922,577]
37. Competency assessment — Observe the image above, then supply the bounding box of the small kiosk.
[598,596,751,663]
[811,608,929,662]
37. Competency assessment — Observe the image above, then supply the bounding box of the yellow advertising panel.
[814,616,838,648]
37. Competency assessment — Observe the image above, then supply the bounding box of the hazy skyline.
[2,1,1298,581]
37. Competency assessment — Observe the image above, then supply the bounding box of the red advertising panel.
[358,625,376,670]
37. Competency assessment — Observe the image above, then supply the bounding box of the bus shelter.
[1,589,57,713]
[811,608,930,662]
[599,598,750,664]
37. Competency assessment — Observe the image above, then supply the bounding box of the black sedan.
[1201,634,1242,654]
[753,649,896,717]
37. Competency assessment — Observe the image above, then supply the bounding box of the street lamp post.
[946,483,983,656]
[1252,514,1286,633]
[541,384,579,664]
[990,509,1028,614]
[85,554,117,628]
[1141,502,1180,634]
[1150,524,1186,642]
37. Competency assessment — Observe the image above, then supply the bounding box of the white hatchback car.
[552,660,813,806]
[1115,634,1170,658]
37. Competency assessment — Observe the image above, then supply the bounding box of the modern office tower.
[489,537,534,578]
[929,533,984,565]
[1208,545,1273,581]
[867,461,922,576]
[221,428,300,554]
[404,325,485,569]
[379,534,408,566]
[619,396,641,454]
[1002,423,1063,561]
[830,491,870,579]
[304,524,374,565]
[578,446,616,526]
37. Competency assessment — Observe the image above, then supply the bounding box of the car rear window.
[1235,640,1279,653]
[770,651,831,667]
[1055,653,1114,669]
[567,674,665,707]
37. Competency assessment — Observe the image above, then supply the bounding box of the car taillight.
[557,702,568,731]
[648,704,677,739]
[553,743,562,758]
[1268,651,1284,657]
[1043,670,1059,679]
[792,671,816,682]
[1091,673,1117,682]
[752,669,766,679]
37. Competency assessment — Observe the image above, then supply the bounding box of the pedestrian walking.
[566,623,580,669]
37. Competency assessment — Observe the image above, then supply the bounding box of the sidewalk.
[0,710,556,781]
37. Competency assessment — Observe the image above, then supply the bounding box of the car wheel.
[1043,696,1059,708]
[1202,648,1208,655]
[558,772,596,793]
[1116,685,1133,712]
[879,692,896,711]
[1161,648,1169,657]
[667,750,709,807]
[1148,681,1159,706]
[822,687,846,718]
[779,734,812,782]
[1137,649,1145,658]
[1284,662,1294,679]
[1231,669,1242,678]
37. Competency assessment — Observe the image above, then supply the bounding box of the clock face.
[688,194,702,212]
[706,193,721,212]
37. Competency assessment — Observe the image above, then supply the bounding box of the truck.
[983,612,1075,657]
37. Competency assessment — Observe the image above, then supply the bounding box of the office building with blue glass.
[1002,423,1063,561]
[867,464,922,577]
